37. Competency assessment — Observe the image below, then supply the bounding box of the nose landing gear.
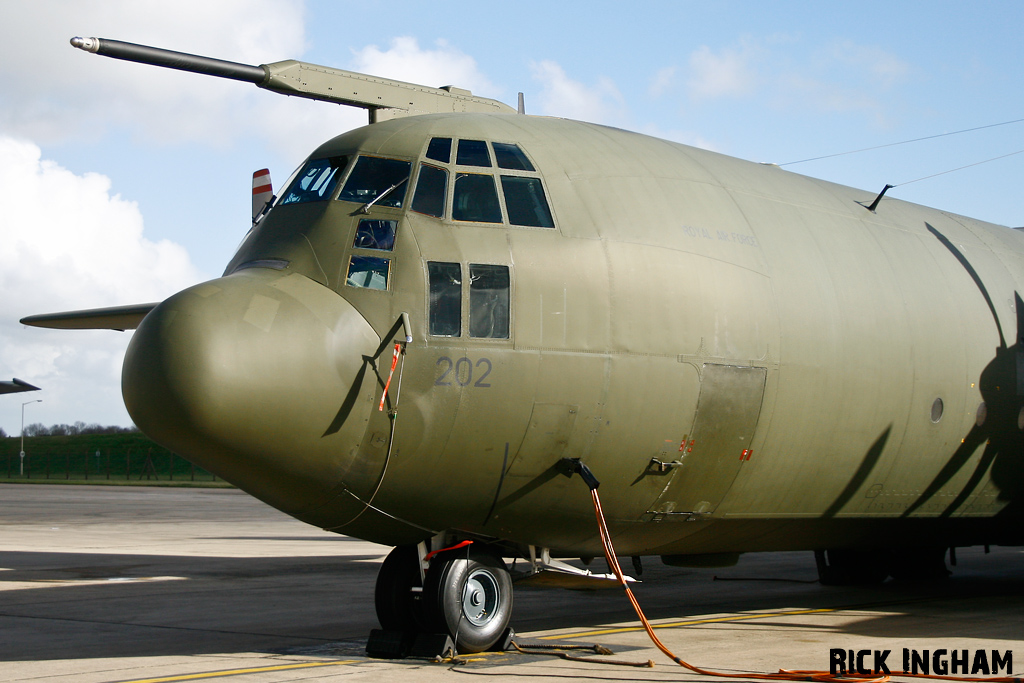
[373,544,513,654]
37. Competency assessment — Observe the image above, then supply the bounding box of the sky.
[1,0,1023,434]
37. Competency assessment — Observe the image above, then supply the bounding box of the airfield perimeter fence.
[0,433,224,485]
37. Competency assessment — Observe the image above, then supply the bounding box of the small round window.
[930,397,944,423]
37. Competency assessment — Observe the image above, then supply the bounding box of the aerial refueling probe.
[70,37,268,84]
[68,36,515,122]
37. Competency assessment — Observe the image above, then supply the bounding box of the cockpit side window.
[500,176,554,228]
[347,256,390,290]
[353,219,397,250]
[412,164,448,218]
[469,264,510,338]
[456,139,492,167]
[453,173,502,223]
[426,137,452,164]
[279,156,347,205]
[428,262,462,336]
[337,156,411,208]
[492,143,535,171]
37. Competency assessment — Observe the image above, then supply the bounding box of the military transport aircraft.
[21,36,1024,653]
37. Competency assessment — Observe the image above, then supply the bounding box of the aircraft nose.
[122,270,381,518]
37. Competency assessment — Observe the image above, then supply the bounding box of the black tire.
[815,548,890,586]
[418,547,513,653]
[374,545,421,630]
[889,547,950,582]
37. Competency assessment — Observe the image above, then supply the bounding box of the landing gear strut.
[373,544,513,654]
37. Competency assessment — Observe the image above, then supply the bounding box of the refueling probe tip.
[70,37,99,52]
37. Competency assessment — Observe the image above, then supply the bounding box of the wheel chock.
[365,629,414,658]
[408,633,456,659]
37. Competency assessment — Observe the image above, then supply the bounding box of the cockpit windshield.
[337,156,411,208]
[278,156,347,205]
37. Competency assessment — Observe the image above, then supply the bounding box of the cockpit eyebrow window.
[492,143,535,172]
[337,156,411,208]
[415,139,554,228]
[426,137,452,164]
[279,156,347,205]
[456,139,492,167]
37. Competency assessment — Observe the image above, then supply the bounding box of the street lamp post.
[20,399,42,476]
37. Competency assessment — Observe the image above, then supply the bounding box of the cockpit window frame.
[277,156,349,206]
[452,172,503,224]
[424,260,514,342]
[335,154,413,209]
[413,137,557,231]
[411,163,448,219]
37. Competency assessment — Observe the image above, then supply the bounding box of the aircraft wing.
[20,303,159,331]
[0,378,40,395]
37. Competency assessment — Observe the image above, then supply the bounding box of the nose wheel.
[374,544,513,654]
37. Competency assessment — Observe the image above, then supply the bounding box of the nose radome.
[122,270,381,517]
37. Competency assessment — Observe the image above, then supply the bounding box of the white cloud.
[250,97,368,162]
[757,40,908,124]
[829,40,910,89]
[529,60,626,125]
[776,73,884,120]
[0,8,515,168]
[351,36,501,99]
[0,137,202,433]
[649,66,678,99]
[687,45,756,100]
[0,0,311,151]
[674,37,908,130]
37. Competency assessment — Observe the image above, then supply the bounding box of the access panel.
[649,363,767,518]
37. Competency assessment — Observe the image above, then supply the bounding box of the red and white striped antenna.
[251,168,273,223]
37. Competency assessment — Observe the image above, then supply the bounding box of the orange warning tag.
[378,343,401,411]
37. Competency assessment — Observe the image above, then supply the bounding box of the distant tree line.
[14,422,140,437]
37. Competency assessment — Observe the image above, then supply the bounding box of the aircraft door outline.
[648,363,768,519]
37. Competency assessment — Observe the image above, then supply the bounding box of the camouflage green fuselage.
[123,114,1024,557]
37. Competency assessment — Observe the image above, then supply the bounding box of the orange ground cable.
[580,467,1019,683]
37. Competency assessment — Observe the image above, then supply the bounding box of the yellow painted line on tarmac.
[539,607,838,640]
[117,660,360,683]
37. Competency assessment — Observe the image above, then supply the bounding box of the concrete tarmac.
[1,483,1022,682]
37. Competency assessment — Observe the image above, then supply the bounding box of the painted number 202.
[435,357,492,387]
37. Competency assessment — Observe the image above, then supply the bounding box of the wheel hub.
[462,567,500,626]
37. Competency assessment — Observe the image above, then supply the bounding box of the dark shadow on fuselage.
[322,317,406,437]
[900,225,1024,521]
[823,426,891,518]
